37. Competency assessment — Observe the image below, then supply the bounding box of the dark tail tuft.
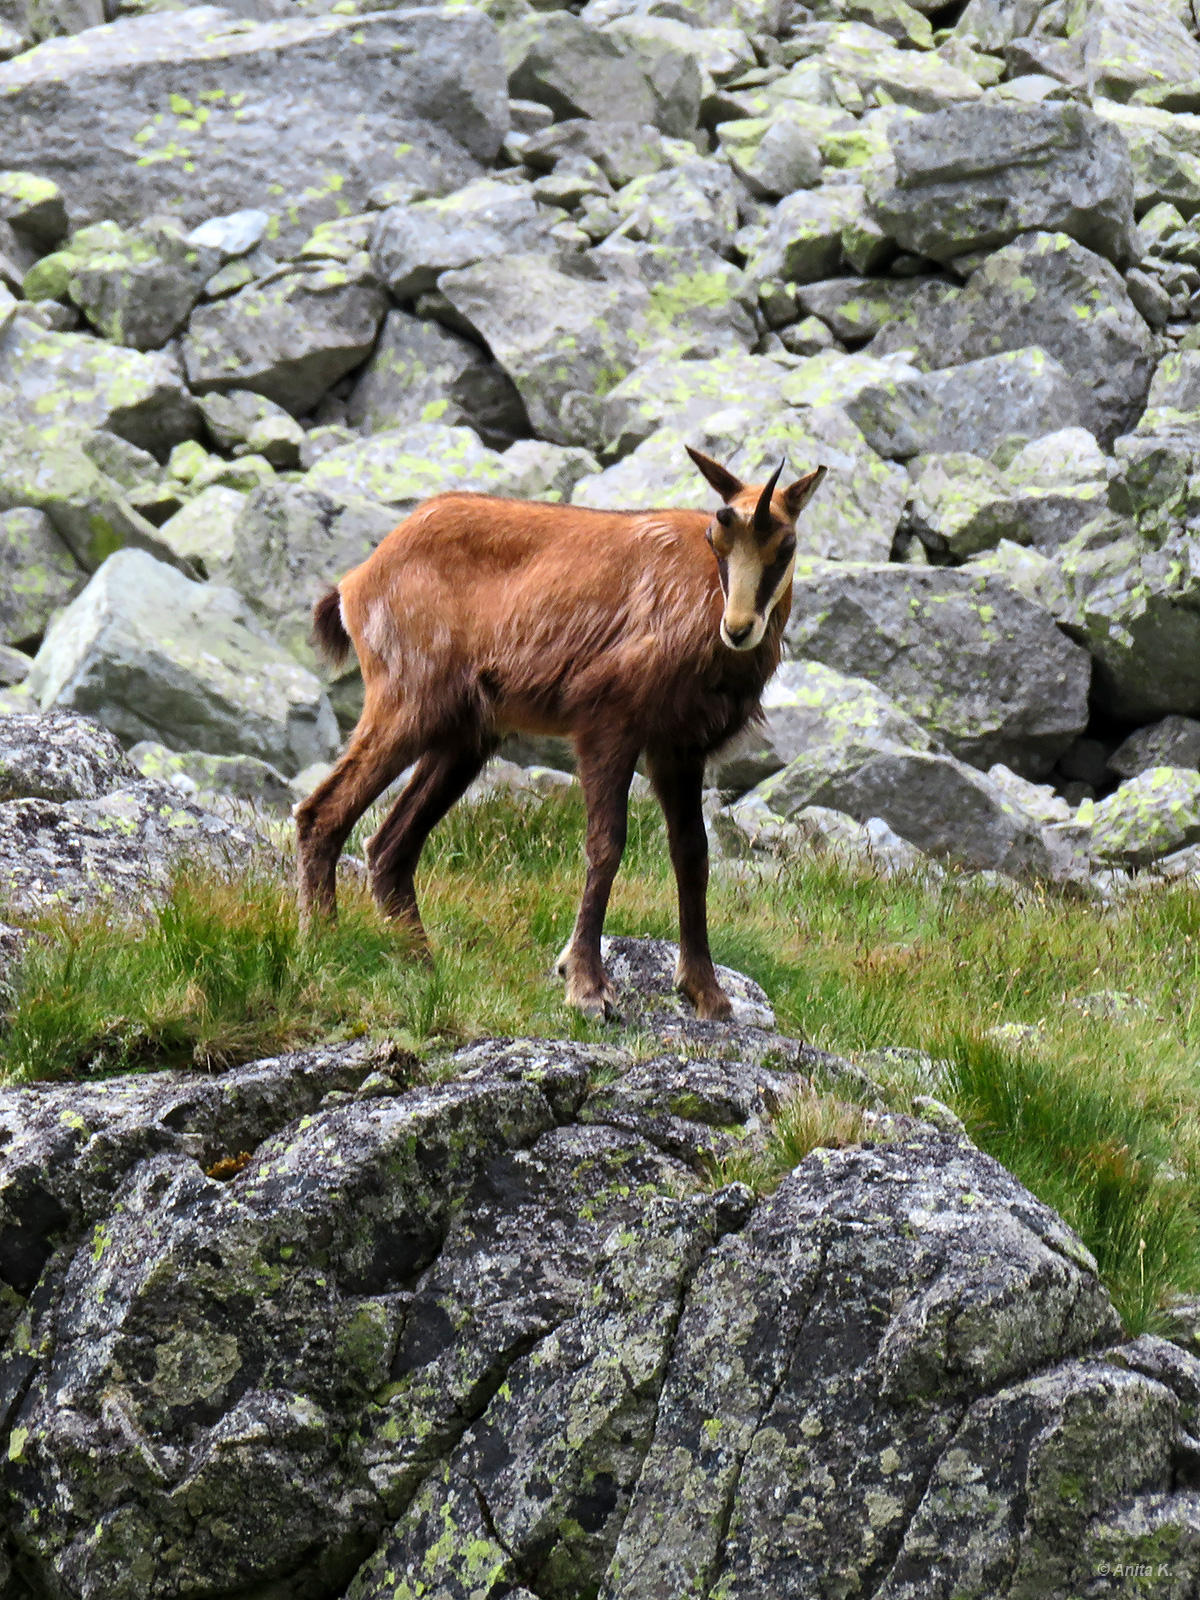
[312,588,352,667]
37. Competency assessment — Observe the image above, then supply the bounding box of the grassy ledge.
[1,786,1199,1333]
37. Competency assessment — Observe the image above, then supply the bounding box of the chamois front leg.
[558,725,642,1021]
[646,746,732,1022]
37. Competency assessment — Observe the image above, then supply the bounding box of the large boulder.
[868,101,1138,269]
[369,179,555,301]
[504,11,675,131]
[784,561,1092,776]
[1054,527,1200,721]
[155,485,249,585]
[345,309,528,450]
[1080,0,1200,101]
[1110,714,1200,778]
[0,7,507,255]
[742,737,1058,875]
[226,483,396,668]
[572,404,909,564]
[438,256,651,451]
[0,506,83,647]
[0,314,200,458]
[842,346,1084,462]
[0,710,258,913]
[6,1018,1197,1598]
[1096,99,1200,218]
[902,232,1160,447]
[709,657,937,792]
[65,217,216,351]
[27,548,340,775]
[182,261,387,417]
[1089,766,1200,867]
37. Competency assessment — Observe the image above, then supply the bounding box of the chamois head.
[687,447,827,652]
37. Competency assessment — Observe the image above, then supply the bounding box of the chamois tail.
[312,588,352,668]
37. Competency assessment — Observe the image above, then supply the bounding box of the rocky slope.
[2,0,1200,885]
[2,949,1200,1600]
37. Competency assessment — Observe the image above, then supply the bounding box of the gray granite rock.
[27,548,339,775]
[1110,715,1200,778]
[785,560,1092,776]
[0,506,83,648]
[182,260,387,418]
[0,7,505,256]
[369,178,554,302]
[868,101,1138,269]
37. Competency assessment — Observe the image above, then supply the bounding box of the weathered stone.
[745,185,866,286]
[593,239,757,361]
[370,179,554,302]
[439,255,651,451]
[0,424,192,575]
[67,217,215,351]
[1090,766,1200,866]
[843,346,1084,461]
[27,548,339,775]
[1005,425,1109,489]
[921,232,1160,447]
[504,11,675,130]
[226,483,396,672]
[906,451,1021,558]
[128,740,295,813]
[182,261,387,418]
[155,486,249,585]
[299,422,529,515]
[196,390,305,467]
[709,657,935,793]
[609,158,740,253]
[0,709,135,802]
[1110,714,1200,777]
[573,403,908,564]
[868,101,1138,269]
[1054,527,1200,720]
[0,7,506,256]
[1096,99,1200,219]
[0,506,83,647]
[817,21,984,112]
[0,314,200,459]
[785,560,1092,775]
[716,106,823,198]
[345,308,528,450]
[520,117,667,189]
[1081,0,1200,102]
[795,274,961,345]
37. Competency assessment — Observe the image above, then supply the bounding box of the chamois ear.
[784,464,828,518]
[686,446,744,503]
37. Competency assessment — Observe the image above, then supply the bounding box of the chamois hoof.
[677,978,734,1022]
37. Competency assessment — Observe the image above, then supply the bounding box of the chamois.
[296,447,826,1021]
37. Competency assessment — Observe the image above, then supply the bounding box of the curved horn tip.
[754,457,786,528]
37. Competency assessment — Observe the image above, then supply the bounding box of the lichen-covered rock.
[370,178,555,301]
[27,548,339,775]
[0,7,506,255]
[784,560,1092,776]
[0,506,83,647]
[843,346,1083,461]
[868,100,1138,268]
[345,307,528,450]
[748,738,1057,875]
[716,105,823,198]
[1081,0,1200,101]
[1110,714,1200,778]
[154,485,248,585]
[298,421,529,513]
[709,657,936,793]
[0,776,262,915]
[5,1003,1197,1599]
[0,709,135,802]
[573,403,908,564]
[1054,527,1200,721]
[226,482,395,671]
[1089,766,1200,866]
[438,254,652,452]
[195,390,305,467]
[0,314,200,458]
[66,216,216,351]
[127,740,295,813]
[504,11,664,128]
[608,158,740,253]
[182,260,387,418]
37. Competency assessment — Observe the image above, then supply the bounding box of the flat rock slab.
[0,6,506,255]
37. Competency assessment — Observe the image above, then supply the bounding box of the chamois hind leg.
[557,721,642,1021]
[365,738,496,945]
[295,715,423,927]
[645,747,732,1022]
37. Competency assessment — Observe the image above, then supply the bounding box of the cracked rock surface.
[2,964,1198,1600]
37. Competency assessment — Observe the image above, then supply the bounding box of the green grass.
[2,785,1200,1333]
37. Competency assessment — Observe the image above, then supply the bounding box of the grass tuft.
[1,785,1200,1331]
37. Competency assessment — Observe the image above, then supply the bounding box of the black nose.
[726,621,753,646]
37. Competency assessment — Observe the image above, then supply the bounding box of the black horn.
[754,458,785,534]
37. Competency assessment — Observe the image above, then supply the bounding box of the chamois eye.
[779,537,796,559]
[715,507,735,527]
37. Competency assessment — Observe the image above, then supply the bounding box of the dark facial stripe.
[754,549,791,615]
[716,555,729,597]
